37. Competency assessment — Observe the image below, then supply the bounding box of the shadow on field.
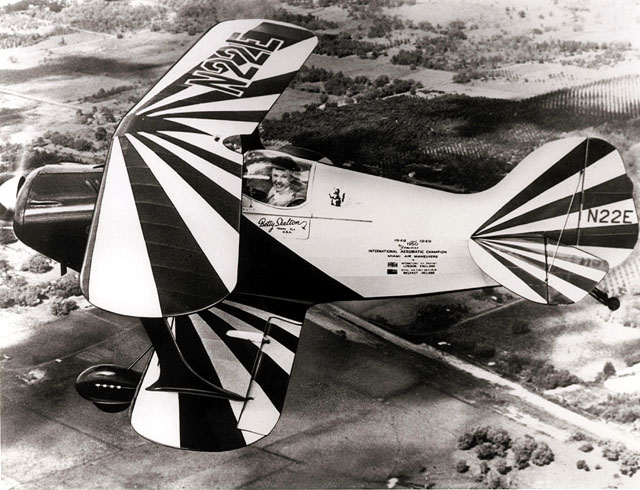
[1,56,166,84]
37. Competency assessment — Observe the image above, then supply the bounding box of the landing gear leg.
[589,288,620,311]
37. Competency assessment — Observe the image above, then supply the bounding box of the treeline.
[163,4,339,35]
[0,144,79,174]
[10,0,340,37]
[38,131,94,152]
[271,8,338,30]
[316,33,385,58]
[294,66,423,99]
[366,15,405,38]
[391,22,633,76]
[2,0,65,13]
[55,0,166,33]
[0,13,69,49]
[0,126,108,173]
[495,352,582,390]
[263,89,640,192]
[390,20,474,71]
[309,0,416,20]
[81,84,139,102]
[586,394,640,425]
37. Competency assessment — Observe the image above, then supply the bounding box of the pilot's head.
[270,156,298,192]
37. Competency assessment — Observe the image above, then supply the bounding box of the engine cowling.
[13,164,102,272]
[75,365,142,413]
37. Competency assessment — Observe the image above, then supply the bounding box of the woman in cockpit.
[265,156,306,207]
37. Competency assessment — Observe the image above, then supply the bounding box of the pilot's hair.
[271,156,298,172]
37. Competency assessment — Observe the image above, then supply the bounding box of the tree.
[512,435,537,469]
[458,430,475,450]
[374,75,389,87]
[51,298,78,316]
[95,127,107,141]
[495,459,511,475]
[22,254,52,273]
[531,442,555,466]
[487,427,512,451]
[603,361,616,379]
[101,108,116,123]
[476,442,500,460]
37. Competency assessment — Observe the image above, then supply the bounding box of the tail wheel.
[589,288,620,311]
[607,297,620,311]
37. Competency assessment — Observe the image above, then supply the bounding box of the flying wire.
[548,170,584,275]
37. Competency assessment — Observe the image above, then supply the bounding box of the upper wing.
[81,20,317,317]
[130,297,307,451]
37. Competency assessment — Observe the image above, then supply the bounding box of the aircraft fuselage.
[13,159,498,307]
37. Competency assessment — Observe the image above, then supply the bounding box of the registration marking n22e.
[586,209,634,224]
[186,31,284,97]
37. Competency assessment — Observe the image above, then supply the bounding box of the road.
[317,304,640,451]
[0,88,80,110]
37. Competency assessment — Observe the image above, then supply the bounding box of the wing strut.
[141,318,247,401]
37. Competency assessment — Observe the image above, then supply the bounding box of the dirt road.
[315,304,640,451]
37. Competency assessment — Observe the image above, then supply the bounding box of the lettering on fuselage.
[369,237,445,276]
[256,216,310,239]
[186,31,284,97]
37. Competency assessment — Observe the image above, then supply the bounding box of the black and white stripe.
[130,299,305,451]
[470,137,638,305]
[81,20,317,317]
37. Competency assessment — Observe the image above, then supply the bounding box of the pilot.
[266,156,304,207]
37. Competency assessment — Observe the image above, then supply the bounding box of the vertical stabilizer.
[469,137,638,305]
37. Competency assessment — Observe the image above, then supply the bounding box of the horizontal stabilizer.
[469,237,608,305]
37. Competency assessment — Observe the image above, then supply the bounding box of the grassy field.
[306,53,417,80]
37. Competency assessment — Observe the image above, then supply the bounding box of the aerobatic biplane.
[1,19,638,451]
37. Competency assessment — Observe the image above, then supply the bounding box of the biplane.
[1,19,638,451]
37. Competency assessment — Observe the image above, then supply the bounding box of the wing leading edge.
[81,20,317,318]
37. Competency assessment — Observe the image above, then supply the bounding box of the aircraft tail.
[469,137,638,305]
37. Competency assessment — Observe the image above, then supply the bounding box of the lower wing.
[130,297,307,451]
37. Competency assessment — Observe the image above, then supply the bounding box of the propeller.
[0,174,25,222]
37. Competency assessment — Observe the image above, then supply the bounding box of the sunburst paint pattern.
[470,137,638,305]
[80,20,317,317]
[131,299,304,451]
